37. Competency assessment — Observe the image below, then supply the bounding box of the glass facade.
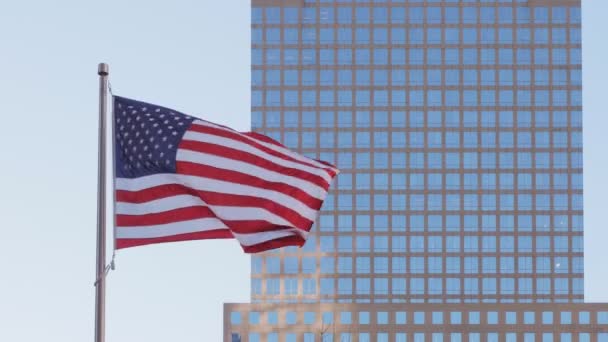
[250,0,583,304]
[225,0,608,340]
[226,304,608,341]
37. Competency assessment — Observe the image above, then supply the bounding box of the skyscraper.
[225,0,608,340]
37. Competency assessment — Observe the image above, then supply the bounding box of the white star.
[162,136,167,142]
[157,129,163,134]
[168,144,173,149]
[160,152,164,157]
[155,108,160,112]
[172,131,178,136]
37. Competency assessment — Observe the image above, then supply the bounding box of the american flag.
[113,96,338,253]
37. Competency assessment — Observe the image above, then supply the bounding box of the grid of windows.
[250,0,583,304]
[227,304,608,342]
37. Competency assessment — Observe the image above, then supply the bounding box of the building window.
[230,312,241,325]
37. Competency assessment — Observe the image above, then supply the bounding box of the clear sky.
[0,0,606,341]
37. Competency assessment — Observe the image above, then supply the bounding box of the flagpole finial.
[98,63,109,76]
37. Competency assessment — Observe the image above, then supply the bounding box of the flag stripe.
[182,129,335,183]
[116,230,233,249]
[188,121,337,176]
[116,206,215,226]
[207,121,338,173]
[241,235,305,253]
[177,140,330,192]
[176,161,323,210]
[116,217,228,239]
[232,228,307,246]
[117,195,295,228]
[116,174,320,221]
[116,185,314,230]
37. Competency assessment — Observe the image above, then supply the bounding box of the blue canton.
[114,96,196,178]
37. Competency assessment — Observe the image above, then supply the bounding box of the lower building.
[225,303,608,341]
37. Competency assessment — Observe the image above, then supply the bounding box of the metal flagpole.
[95,62,109,342]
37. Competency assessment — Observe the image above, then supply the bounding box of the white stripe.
[176,149,327,200]
[116,218,228,239]
[116,174,181,192]
[117,194,294,227]
[117,194,203,215]
[232,228,308,247]
[182,130,333,183]
[213,206,293,227]
[191,120,338,173]
[116,174,317,220]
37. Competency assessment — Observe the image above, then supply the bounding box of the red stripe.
[176,161,323,210]
[241,235,305,253]
[116,229,233,249]
[189,123,335,173]
[116,185,196,203]
[243,131,338,173]
[178,139,330,189]
[223,221,311,235]
[115,184,314,230]
[242,131,284,146]
[116,206,215,227]
[192,190,312,230]
[117,204,313,235]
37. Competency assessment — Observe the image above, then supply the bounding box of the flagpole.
[95,62,109,342]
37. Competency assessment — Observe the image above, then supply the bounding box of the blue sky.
[0,1,606,341]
